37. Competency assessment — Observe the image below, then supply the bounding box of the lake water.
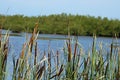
[2,30,120,55]
[2,30,120,53]
[8,33,120,56]
[2,30,120,80]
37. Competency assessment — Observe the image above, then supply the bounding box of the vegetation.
[0,29,9,80]
[0,24,120,80]
[0,13,120,37]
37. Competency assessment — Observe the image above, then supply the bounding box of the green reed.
[0,24,120,80]
[0,29,9,80]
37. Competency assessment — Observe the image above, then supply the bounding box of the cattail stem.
[34,42,37,65]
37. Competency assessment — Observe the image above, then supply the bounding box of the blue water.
[8,34,120,56]
[3,32,120,80]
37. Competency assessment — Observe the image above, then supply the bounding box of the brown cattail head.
[56,50,59,67]
[74,41,77,58]
[36,65,45,79]
[67,39,72,62]
[34,42,37,65]
[20,43,26,59]
[29,23,38,52]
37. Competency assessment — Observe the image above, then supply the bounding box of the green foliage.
[0,14,120,37]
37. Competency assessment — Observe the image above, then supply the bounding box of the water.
[2,30,119,56]
[2,29,120,53]
[8,34,120,56]
[6,33,120,65]
[2,30,120,80]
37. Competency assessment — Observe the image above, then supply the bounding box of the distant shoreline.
[1,29,120,38]
[1,14,120,38]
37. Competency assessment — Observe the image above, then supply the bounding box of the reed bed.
[0,24,120,80]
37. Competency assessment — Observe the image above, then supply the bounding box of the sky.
[0,0,120,19]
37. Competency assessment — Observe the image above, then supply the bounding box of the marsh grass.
[0,28,9,80]
[0,24,120,80]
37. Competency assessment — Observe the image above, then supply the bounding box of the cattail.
[72,40,77,75]
[43,50,46,80]
[50,64,63,79]
[48,50,51,78]
[92,34,96,53]
[33,23,38,35]
[56,50,59,68]
[20,43,26,59]
[34,42,37,65]
[29,23,38,52]
[74,41,77,57]
[67,39,72,62]
[36,65,45,79]
[110,43,113,59]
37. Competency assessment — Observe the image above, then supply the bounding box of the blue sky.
[0,0,120,19]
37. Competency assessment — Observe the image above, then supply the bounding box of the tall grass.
[12,23,47,80]
[0,24,120,80]
[0,28,9,80]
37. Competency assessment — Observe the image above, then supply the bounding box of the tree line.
[0,13,120,37]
